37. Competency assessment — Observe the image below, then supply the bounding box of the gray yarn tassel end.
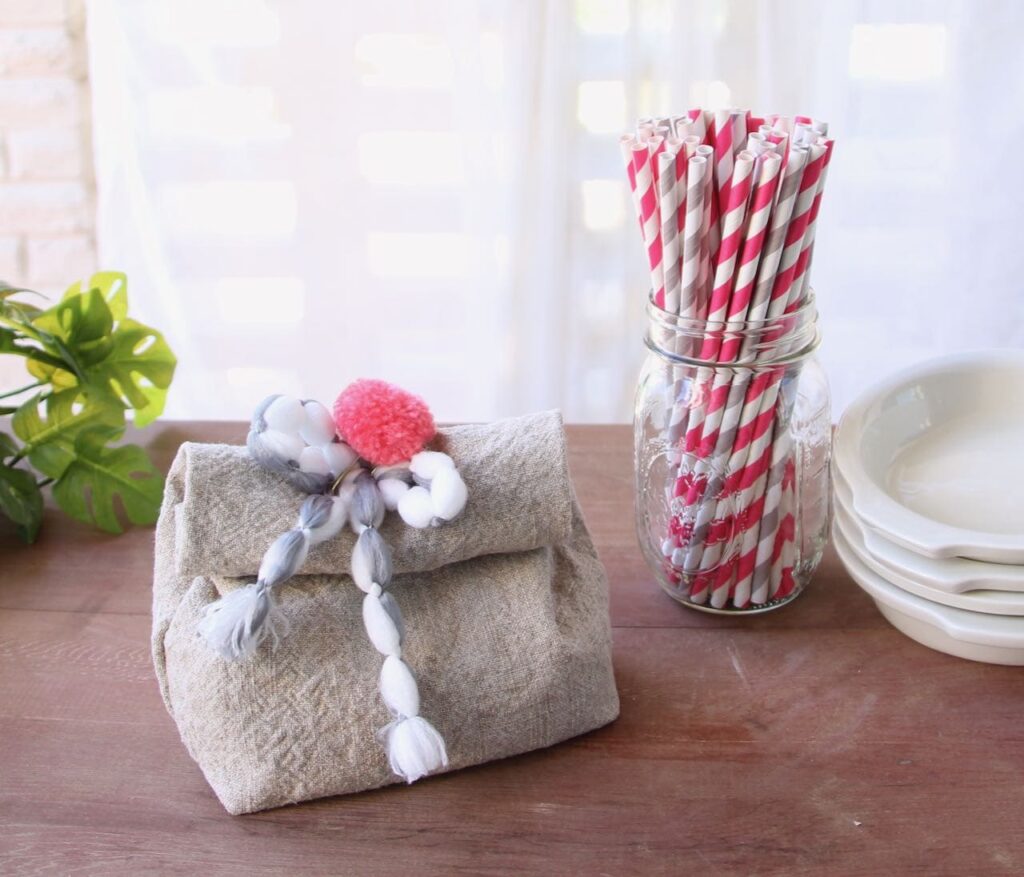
[197,582,289,661]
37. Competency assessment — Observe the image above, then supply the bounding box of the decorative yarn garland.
[197,383,468,784]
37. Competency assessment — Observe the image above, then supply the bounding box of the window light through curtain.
[87,0,1024,421]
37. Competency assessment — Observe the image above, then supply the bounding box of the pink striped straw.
[712,109,735,222]
[765,141,828,316]
[619,135,643,230]
[658,149,682,315]
[722,153,782,351]
[792,138,835,304]
[748,420,793,605]
[695,143,716,318]
[631,141,665,308]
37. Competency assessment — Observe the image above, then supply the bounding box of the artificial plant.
[0,272,176,542]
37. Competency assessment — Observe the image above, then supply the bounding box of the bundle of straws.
[621,109,833,610]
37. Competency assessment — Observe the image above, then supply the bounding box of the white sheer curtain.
[87,0,1024,421]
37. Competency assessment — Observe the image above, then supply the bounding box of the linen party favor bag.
[152,409,619,814]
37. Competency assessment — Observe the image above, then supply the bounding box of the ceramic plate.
[833,349,1024,564]
[832,466,1024,594]
[833,500,1024,615]
[833,526,1024,665]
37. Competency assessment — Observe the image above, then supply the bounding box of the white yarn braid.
[349,471,449,782]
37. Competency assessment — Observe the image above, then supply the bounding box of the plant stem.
[0,380,44,400]
[37,477,53,488]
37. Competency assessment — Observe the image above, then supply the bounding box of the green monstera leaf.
[0,462,43,543]
[61,271,128,321]
[52,427,164,534]
[12,390,125,479]
[1,273,174,542]
[91,317,177,426]
[26,273,176,425]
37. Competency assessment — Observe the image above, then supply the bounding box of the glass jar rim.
[644,288,821,367]
[646,288,819,332]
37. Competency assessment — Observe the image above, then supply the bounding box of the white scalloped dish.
[832,467,1024,595]
[833,527,1024,665]
[833,350,1024,564]
[833,499,1024,615]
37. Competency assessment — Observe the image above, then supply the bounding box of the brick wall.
[0,0,96,294]
[0,0,95,390]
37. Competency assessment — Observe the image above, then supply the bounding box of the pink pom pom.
[332,379,436,466]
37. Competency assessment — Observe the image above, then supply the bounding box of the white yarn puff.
[198,583,288,660]
[397,485,434,529]
[381,716,449,784]
[379,654,420,717]
[362,591,401,656]
[430,467,467,521]
[377,477,410,511]
[409,450,454,481]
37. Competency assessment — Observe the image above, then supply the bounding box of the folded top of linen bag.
[171,409,573,580]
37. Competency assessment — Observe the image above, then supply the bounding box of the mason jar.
[634,293,831,613]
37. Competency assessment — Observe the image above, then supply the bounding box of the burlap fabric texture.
[152,410,619,814]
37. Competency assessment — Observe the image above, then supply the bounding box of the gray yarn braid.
[198,493,346,660]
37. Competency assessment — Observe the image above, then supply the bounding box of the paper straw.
[765,141,828,317]
[664,154,707,458]
[712,109,735,222]
[792,138,835,304]
[730,111,747,164]
[631,141,665,307]
[659,150,682,315]
[695,143,716,315]
[706,152,756,335]
[746,146,808,321]
[657,147,686,457]
[678,155,707,322]
[749,417,792,605]
[619,135,643,228]
[723,153,782,346]
[770,458,798,598]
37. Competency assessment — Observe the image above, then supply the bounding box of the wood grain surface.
[1,423,1022,876]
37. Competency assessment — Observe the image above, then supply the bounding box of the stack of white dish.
[832,350,1024,665]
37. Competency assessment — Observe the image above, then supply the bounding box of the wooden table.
[2,423,1021,875]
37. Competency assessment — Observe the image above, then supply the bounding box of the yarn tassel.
[198,582,288,660]
[381,715,449,784]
